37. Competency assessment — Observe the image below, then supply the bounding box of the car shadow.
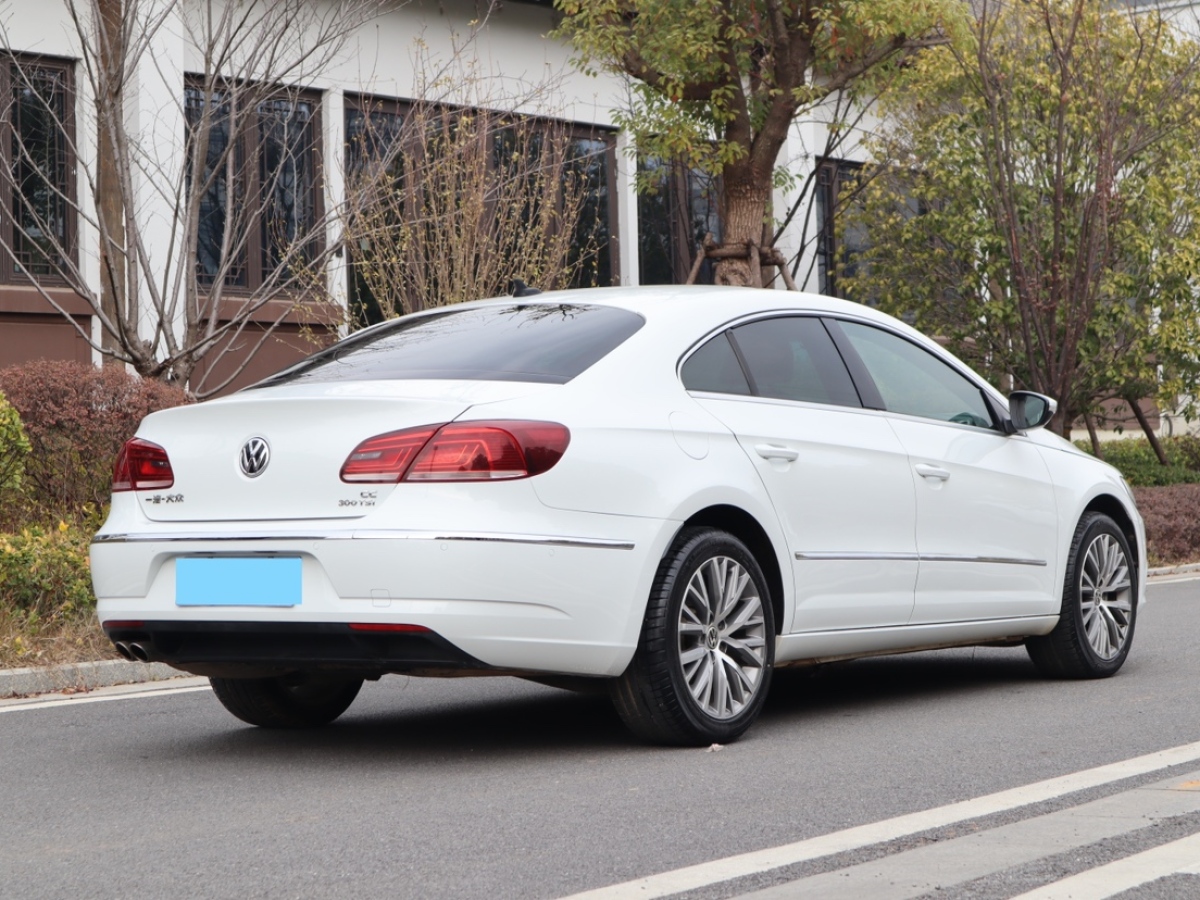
[151,647,1049,765]
[764,646,1043,718]
[172,680,635,764]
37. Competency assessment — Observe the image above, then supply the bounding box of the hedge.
[1076,436,1200,486]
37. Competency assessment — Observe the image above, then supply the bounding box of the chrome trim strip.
[795,551,920,562]
[795,550,1046,567]
[92,532,334,543]
[920,554,1048,567]
[353,531,636,550]
[92,531,635,550]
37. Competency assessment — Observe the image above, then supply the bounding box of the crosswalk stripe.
[735,772,1200,899]
[558,740,1200,900]
[1008,831,1200,899]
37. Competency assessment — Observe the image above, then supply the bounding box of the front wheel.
[1026,512,1137,678]
[210,672,364,728]
[611,527,775,746]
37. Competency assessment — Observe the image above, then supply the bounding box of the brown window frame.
[184,76,324,294]
[0,53,76,287]
[344,94,619,324]
[637,156,723,286]
[816,158,865,298]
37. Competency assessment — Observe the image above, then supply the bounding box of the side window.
[680,331,751,395]
[730,317,860,407]
[838,321,994,428]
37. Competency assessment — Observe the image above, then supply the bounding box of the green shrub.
[0,390,29,494]
[1075,437,1200,486]
[0,523,95,624]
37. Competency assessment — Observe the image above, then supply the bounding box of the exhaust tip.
[128,642,151,663]
[113,641,135,661]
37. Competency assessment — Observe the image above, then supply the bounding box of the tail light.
[340,425,440,483]
[340,421,569,484]
[112,438,174,492]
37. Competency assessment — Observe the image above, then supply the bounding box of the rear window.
[253,303,645,387]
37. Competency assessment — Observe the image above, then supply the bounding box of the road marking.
[0,681,211,713]
[557,740,1200,900]
[1009,831,1200,899]
[735,771,1200,899]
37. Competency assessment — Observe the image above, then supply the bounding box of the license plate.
[175,557,302,607]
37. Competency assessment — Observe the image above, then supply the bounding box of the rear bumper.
[92,518,677,678]
[103,620,487,678]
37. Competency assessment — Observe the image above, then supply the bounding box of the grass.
[0,605,117,670]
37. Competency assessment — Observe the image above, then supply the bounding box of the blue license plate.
[175,557,302,607]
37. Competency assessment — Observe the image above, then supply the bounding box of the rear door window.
[729,317,861,407]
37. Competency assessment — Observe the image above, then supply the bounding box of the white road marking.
[735,771,1200,900]
[1009,831,1200,899]
[557,740,1200,900]
[0,680,211,713]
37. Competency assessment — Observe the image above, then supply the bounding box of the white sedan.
[92,286,1144,745]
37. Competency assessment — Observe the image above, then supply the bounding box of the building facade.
[0,0,857,392]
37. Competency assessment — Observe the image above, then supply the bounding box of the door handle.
[755,444,799,462]
[915,463,951,481]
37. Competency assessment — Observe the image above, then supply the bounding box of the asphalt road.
[3,578,1198,900]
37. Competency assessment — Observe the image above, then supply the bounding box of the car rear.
[91,299,669,680]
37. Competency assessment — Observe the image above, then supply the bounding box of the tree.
[842,0,1200,444]
[1,0,388,397]
[341,96,609,321]
[554,0,965,287]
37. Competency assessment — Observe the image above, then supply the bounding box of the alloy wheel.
[677,555,768,719]
[1079,533,1133,660]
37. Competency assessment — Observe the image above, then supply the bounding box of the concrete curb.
[1148,562,1200,579]
[0,658,185,699]
[1,564,1195,698]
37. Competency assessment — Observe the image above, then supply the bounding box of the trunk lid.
[132,381,549,522]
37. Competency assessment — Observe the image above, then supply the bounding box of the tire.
[210,672,363,728]
[611,527,775,746]
[1026,512,1137,679]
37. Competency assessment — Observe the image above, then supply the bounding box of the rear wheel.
[612,527,775,746]
[1026,512,1137,678]
[210,672,363,728]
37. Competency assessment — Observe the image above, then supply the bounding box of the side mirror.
[1009,391,1057,431]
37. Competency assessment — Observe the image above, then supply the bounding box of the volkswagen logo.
[239,437,271,478]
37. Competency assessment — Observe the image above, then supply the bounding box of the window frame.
[0,52,76,287]
[637,156,723,286]
[680,311,1004,432]
[815,158,865,299]
[184,75,324,294]
[343,93,620,326]
[679,313,863,411]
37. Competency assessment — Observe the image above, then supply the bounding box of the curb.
[1148,562,1200,579]
[0,658,186,699]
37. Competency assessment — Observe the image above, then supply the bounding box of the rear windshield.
[253,303,645,387]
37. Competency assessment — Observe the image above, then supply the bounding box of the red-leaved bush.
[0,361,190,520]
[1133,485,1200,567]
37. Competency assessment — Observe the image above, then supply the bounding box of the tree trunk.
[1083,411,1104,459]
[1128,395,1170,466]
[715,174,772,287]
[96,0,126,361]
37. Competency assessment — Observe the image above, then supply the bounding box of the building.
[0,0,850,395]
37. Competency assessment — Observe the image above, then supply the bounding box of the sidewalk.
[3,563,1196,699]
